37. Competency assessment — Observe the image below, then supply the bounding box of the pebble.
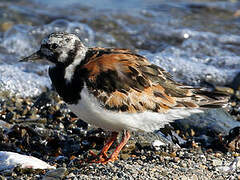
[235,157,240,168]
[179,161,187,168]
[214,152,222,158]
[0,120,12,131]
[192,174,198,180]
[212,159,222,166]
[180,175,188,180]
[0,21,14,32]
[42,168,67,180]
[215,86,234,95]
[120,153,130,160]
[152,140,166,150]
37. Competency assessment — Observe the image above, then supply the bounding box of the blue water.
[0,0,240,97]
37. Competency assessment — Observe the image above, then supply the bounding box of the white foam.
[0,64,50,97]
[147,29,240,86]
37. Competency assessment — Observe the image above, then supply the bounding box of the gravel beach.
[0,89,239,179]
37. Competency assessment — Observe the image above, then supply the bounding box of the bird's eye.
[51,43,58,49]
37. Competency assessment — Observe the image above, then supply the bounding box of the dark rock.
[173,109,240,137]
[230,72,240,91]
[223,126,240,152]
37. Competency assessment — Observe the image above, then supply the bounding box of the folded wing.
[82,48,229,113]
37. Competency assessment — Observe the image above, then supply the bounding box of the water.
[0,0,240,97]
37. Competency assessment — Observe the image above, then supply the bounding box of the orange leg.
[102,131,131,164]
[89,132,118,163]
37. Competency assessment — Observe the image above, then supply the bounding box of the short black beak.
[19,50,43,62]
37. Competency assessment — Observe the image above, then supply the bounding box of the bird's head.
[20,32,87,66]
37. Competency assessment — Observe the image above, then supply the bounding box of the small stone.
[233,153,240,157]
[178,151,184,157]
[160,170,168,176]
[163,156,171,161]
[122,140,135,153]
[236,91,240,100]
[66,172,75,178]
[112,176,118,180]
[199,154,206,163]
[212,159,222,166]
[231,101,237,107]
[192,174,198,180]
[120,153,130,160]
[0,21,14,31]
[55,156,66,161]
[214,152,222,158]
[0,120,12,131]
[191,141,199,148]
[42,168,67,180]
[236,157,240,168]
[172,164,178,169]
[152,140,165,151]
[180,162,187,168]
[141,155,146,160]
[173,157,180,163]
[59,123,64,129]
[170,151,177,158]
[199,164,207,169]
[215,86,234,95]
[180,175,188,180]
[190,129,195,137]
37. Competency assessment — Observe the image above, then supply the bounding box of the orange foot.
[87,131,131,164]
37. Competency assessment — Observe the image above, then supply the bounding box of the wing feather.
[80,48,229,113]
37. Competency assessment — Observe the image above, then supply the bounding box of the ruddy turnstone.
[21,32,228,163]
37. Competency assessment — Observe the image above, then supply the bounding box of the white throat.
[64,47,88,83]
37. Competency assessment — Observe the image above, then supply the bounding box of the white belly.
[68,86,203,132]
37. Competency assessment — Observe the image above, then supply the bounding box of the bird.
[20,32,229,163]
